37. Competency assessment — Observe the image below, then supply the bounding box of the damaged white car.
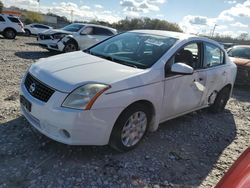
[21,30,237,151]
[37,23,117,52]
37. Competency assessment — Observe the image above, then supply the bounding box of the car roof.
[130,30,195,39]
[30,23,51,26]
[129,30,223,48]
[0,14,19,18]
[73,23,117,31]
[232,45,250,49]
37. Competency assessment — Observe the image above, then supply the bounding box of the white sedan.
[37,23,117,52]
[24,23,52,36]
[20,30,237,151]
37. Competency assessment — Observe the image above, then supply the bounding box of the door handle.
[193,78,204,82]
[222,71,227,76]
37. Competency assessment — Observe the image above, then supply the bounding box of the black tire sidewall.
[4,29,16,39]
[63,41,77,53]
[109,104,151,152]
[210,87,230,113]
[25,29,31,36]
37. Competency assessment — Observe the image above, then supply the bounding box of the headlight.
[62,83,111,110]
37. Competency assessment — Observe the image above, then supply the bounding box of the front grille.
[24,73,55,102]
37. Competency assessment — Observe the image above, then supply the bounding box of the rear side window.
[93,27,114,36]
[204,43,225,68]
[8,17,20,23]
[0,16,5,22]
[34,25,49,29]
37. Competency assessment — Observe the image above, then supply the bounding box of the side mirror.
[171,62,194,75]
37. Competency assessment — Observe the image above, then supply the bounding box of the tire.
[63,41,78,53]
[3,28,16,39]
[109,103,151,152]
[25,29,31,36]
[209,86,231,113]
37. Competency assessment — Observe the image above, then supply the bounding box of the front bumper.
[37,39,65,52]
[20,81,123,145]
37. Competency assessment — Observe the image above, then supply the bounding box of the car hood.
[40,29,72,35]
[229,57,250,68]
[29,51,145,93]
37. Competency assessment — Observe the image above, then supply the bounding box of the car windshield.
[228,47,250,59]
[62,24,84,32]
[87,32,178,69]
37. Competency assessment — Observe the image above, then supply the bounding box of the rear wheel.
[3,28,16,39]
[209,86,231,113]
[63,41,78,53]
[109,104,151,152]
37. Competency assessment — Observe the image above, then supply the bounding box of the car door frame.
[201,41,230,106]
[160,40,209,122]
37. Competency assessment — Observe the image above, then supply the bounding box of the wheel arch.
[4,27,17,33]
[114,99,157,133]
[64,36,79,50]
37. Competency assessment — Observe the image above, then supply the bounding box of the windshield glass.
[228,47,250,59]
[88,32,178,69]
[62,24,84,32]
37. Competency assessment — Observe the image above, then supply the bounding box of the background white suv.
[24,23,52,36]
[37,23,117,52]
[0,14,25,39]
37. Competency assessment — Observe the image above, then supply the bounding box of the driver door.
[78,26,98,50]
[161,42,207,120]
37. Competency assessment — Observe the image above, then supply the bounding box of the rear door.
[161,42,208,120]
[202,42,228,105]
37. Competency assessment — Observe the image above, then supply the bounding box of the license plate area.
[20,95,32,112]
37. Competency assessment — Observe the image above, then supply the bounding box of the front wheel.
[209,86,231,113]
[63,41,78,53]
[109,104,151,152]
[25,29,31,36]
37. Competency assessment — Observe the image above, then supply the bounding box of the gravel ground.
[0,36,249,188]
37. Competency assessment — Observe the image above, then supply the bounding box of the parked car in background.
[0,14,25,39]
[216,147,250,188]
[227,45,250,86]
[20,30,236,151]
[24,23,52,36]
[37,23,117,53]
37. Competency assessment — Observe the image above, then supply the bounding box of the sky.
[2,0,250,37]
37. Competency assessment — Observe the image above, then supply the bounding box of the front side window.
[228,47,250,59]
[88,32,178,69]
[0,16,5,22]
[62,24,84,32]
[165,42,201,75]
[204,43,224,68]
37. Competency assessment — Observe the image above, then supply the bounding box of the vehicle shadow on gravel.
[232,87,250,102]
[15,51,59,60]
[0,109,236,187]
